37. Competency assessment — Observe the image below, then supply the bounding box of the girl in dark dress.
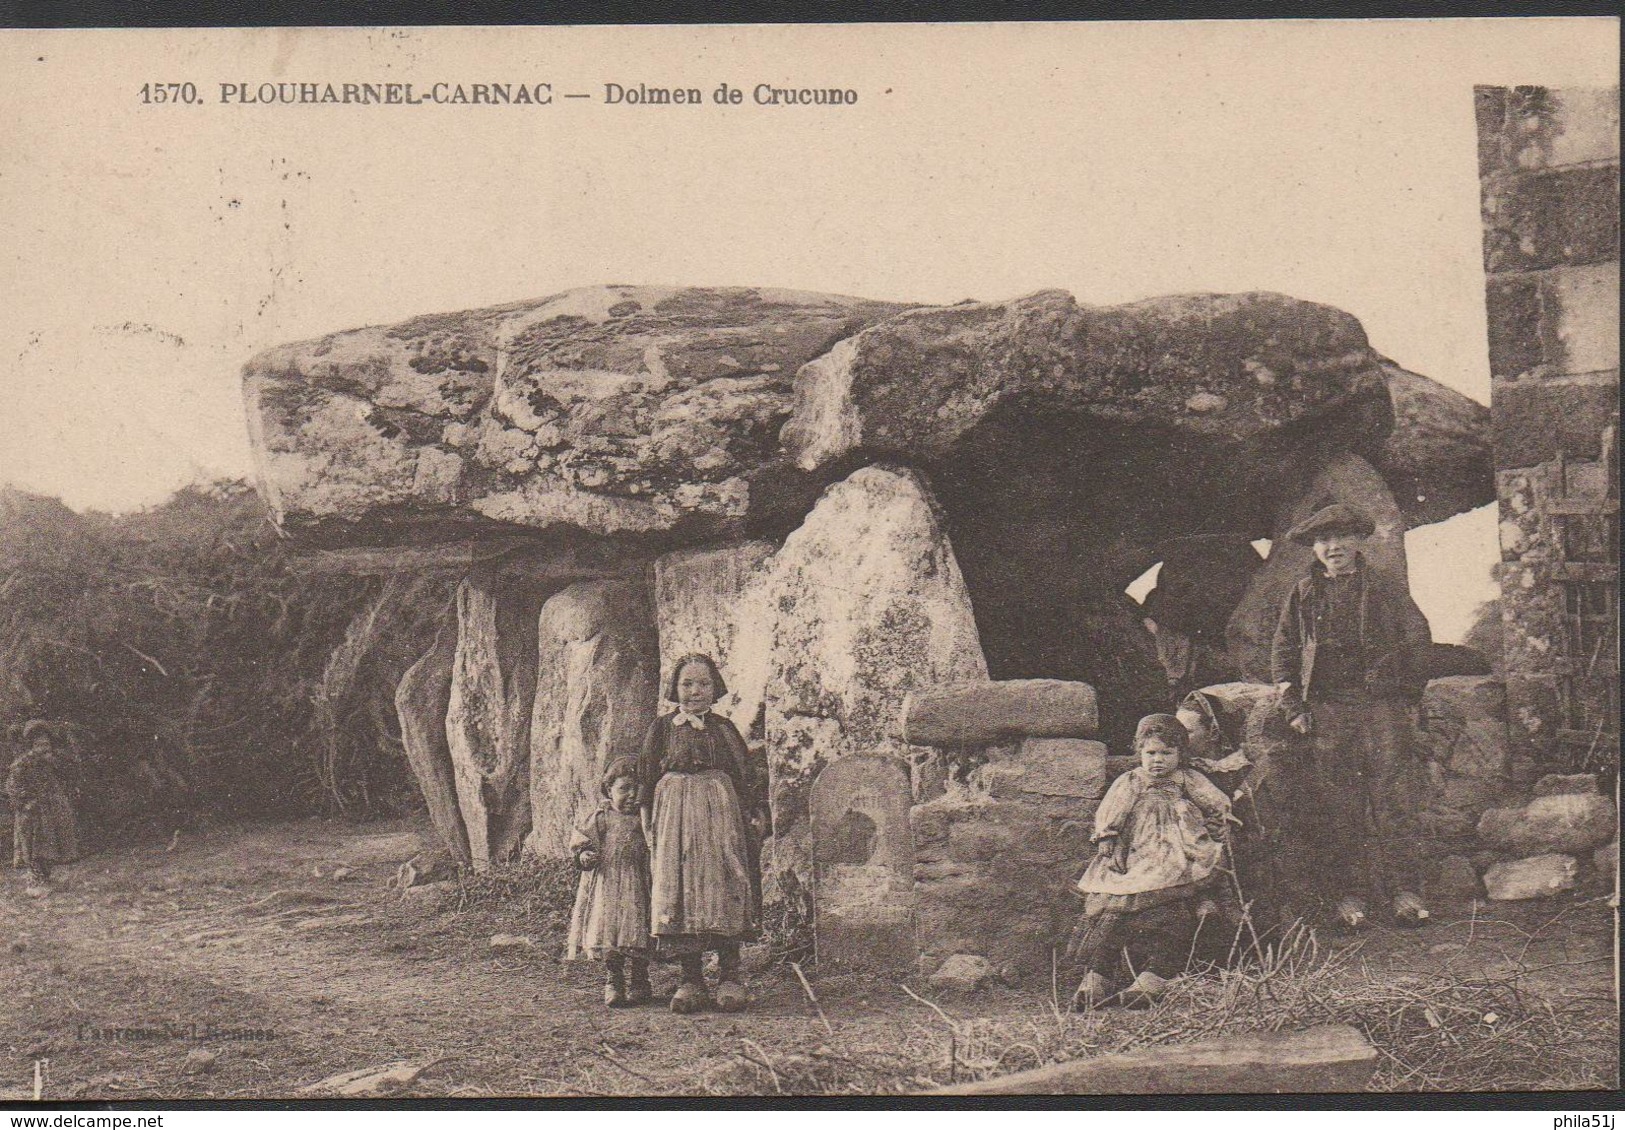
[637,653,765,1014]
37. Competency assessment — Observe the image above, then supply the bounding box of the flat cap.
[1286,503,1375,545]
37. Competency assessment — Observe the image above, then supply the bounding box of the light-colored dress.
[566,806,652,959]
[1076,766,1229,915]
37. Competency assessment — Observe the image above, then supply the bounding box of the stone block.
[1475,85,1509,177]
[526,577,658,860]
[1483,165,1620,274]
[1423,674,1507,718]
[901,680,1098,746]
[395,628,471,866]
[1477,792,1617,855]
[1532,773,1600,798]
[1548,261,1620,376]
[1517,87,1621,170]
[946,820,1015,862]
[927,953,991,994]
[652,541,776,727]
[1593,841,1618,885]
[909,803,951,847]
[1502,675,1560,764]
[1438,775,1512,819]
[1483,853,1579,900]
[1493,377,1622,486]
[1485,275,1545,380]
[1422,676,1509,780]
[446,569,545,869]
[932,1025,1378,1095]
[811,756,917,972]
[756,466,988,896]
[981,739,1106,802]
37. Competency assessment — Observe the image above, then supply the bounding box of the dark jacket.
[1270,556,1422,720]
[635,711,766,816]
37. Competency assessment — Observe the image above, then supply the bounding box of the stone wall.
[912,737,1106,977]
[1476,85,1620,769]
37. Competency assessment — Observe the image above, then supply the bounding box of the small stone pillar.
[810,756,917,972]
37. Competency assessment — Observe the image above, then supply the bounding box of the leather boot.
[603,954,628,1008]
[714,942,747,1013]
[626,956,653,1006]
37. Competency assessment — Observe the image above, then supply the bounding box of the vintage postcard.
[0,19,1618,1104]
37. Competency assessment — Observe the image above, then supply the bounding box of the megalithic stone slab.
[526,576,659,861]
[395,626,472,866]
[446,567,546,870]
[810,755,917,972]
[900,680,1098,747]
[931,1024,1378,1095]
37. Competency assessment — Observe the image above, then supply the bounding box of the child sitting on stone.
[567,757,654,1008]
[1067,714,1232,1010]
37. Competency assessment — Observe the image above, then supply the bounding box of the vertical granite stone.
[755,465,988,897]
[652,541,777,736]
[446,567,546,869]
[526,577,659,860]
[395,626,471,866]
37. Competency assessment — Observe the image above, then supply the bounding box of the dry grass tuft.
[691,912,1618,1096]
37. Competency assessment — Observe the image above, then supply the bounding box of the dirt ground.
[2,815,1617,1100]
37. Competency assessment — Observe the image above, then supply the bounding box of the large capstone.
[526,577,659,860]
[247,286,1490,752]
[244,286,907,546]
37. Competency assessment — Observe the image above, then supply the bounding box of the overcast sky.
[0,20,1616,642]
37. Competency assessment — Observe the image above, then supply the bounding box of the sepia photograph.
[0,17,1618,1104]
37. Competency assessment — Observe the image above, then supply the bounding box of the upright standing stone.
[446,567,546,869]
[395,626,472,866]
[810,756,917,972]
[526,577,659,860]
[1226,451,1432,682]
[653,541,777,734]
[757,465,988,894]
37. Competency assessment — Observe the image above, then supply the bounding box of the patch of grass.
[449,857,576,917]
[693,916,1619,1095]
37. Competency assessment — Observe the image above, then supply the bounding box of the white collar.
[672,709,709,730]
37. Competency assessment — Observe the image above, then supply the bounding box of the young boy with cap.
[1270,503,1431,929]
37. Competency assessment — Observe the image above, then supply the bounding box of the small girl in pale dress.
[567,757,653,1008]
[1067,714,1232,1009]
